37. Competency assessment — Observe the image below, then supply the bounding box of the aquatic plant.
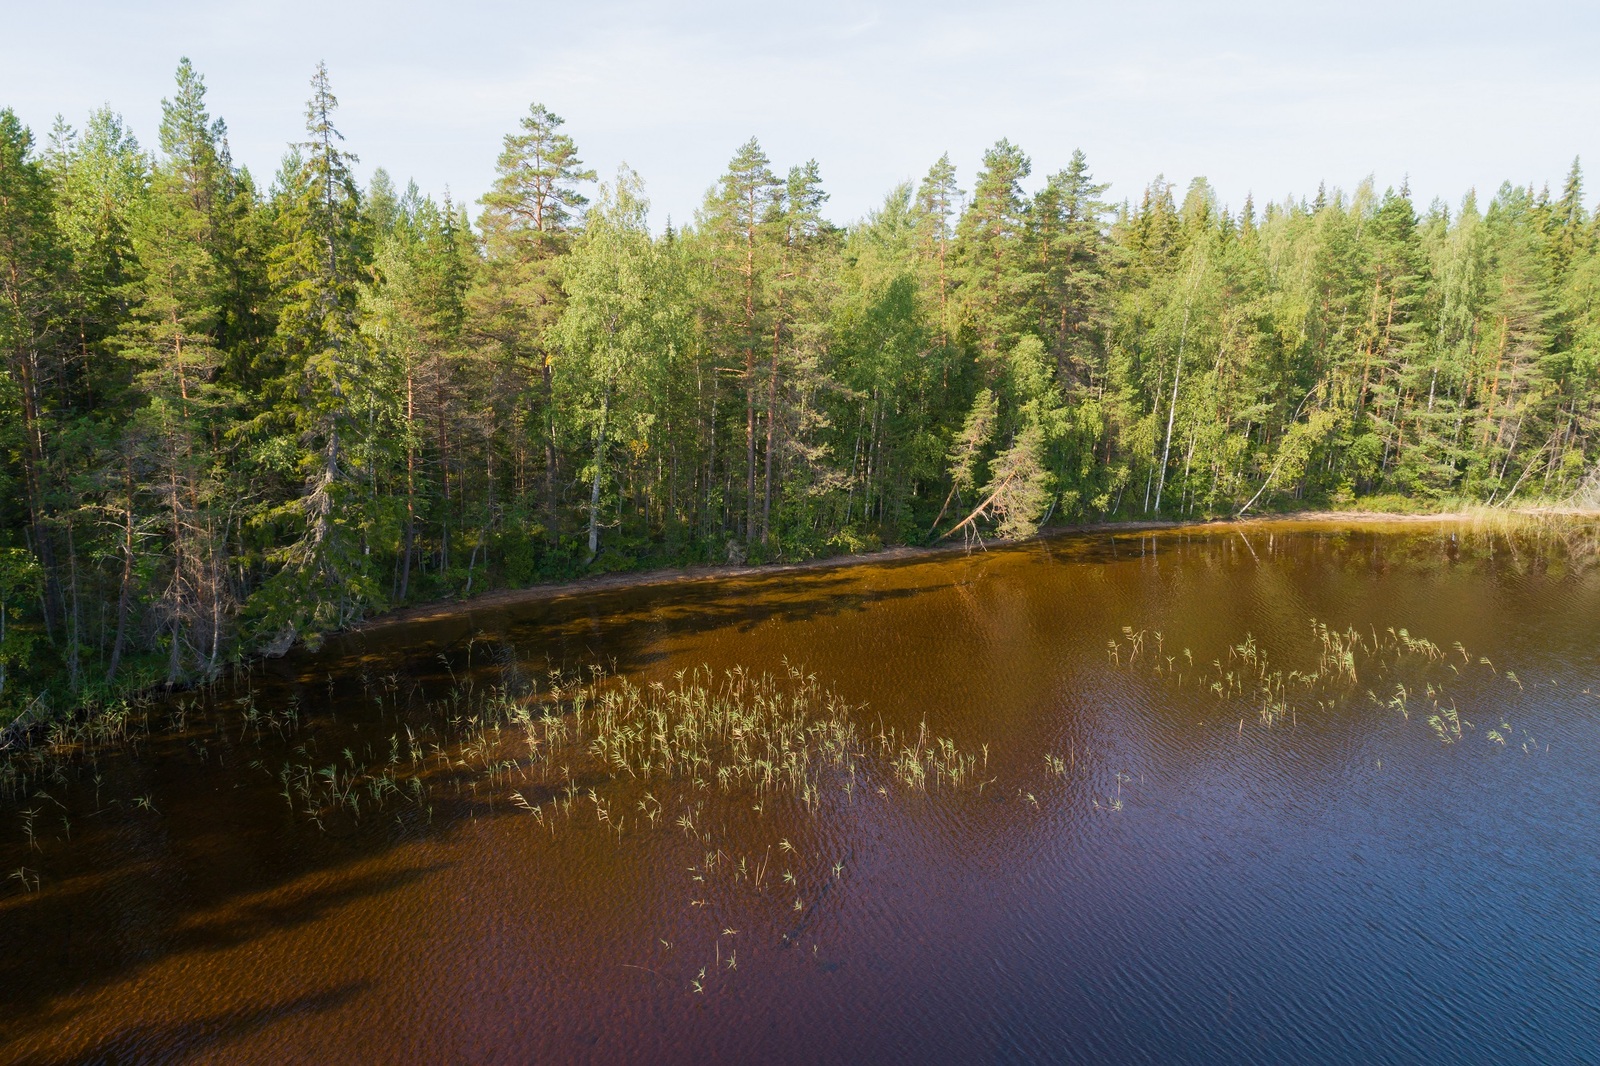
[1111,614,1527,749]
[882,719,983,791]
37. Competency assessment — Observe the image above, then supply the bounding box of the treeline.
[3,61,1599,711]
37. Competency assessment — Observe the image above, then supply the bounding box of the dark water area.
[3,519,1600,1064]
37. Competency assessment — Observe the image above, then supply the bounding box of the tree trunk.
[744,185,758,544]
[106,453,136,684]
[763,307,781,543]
[400,365,416,600]
[8,331,60,637]
[587,382,610,563]
[542,354,557,524]
[1154,288,1194,514]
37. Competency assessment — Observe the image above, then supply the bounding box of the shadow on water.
[0,646,472,1040]
[0,779,449,1042]
[28,980,371,1066]
[326,563,959,688]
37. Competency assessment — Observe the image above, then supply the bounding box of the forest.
[3,60,1599,717]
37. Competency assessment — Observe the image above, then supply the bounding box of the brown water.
[4,519,1600,1064]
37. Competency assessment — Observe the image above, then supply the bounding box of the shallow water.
[4,519,1600,1064]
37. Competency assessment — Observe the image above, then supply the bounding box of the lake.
[3,518,1599,1064]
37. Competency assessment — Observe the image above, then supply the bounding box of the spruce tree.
[1030,148,1109,384]
[253,63,374,644]
[0,110,69,643]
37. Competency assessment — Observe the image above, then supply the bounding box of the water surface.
[3,519,1599,1064]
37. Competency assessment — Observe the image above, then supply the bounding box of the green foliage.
[3,68,1600,713]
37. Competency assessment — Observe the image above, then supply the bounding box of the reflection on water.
[3,518,1600,1064]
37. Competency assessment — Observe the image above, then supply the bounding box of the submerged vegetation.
[6,59,1600,723]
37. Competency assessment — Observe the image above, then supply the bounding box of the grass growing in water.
[528,663,860,802]
[1109,616,1533,748]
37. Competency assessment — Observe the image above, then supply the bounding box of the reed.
[0,640,993,855]
[881,718,982,791]
[1113,614,1526,747]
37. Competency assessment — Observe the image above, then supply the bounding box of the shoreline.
[4,504,1592,740]
[353,505,1600,632]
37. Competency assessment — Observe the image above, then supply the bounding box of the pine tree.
[474,103,595,525]
[914,154,960,342]
[479,104,594,258]
[955,139,1034,356]
[112,73,237,681]
[699,138,783,544]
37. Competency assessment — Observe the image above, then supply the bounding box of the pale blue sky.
[4,0,1598,226]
